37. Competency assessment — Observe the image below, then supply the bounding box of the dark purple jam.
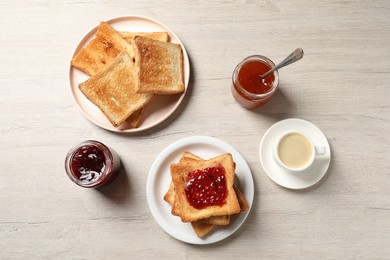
[71,144,106,183]
[65,140,120,188]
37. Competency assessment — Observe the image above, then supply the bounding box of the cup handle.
[315,146,326,155]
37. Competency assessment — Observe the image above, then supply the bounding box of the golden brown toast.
[78,51,154,127]
[177,152,247,220]
[170,153,240,222]
[180,151,203,162]
[133,36,184,95]
[166,151,248,221]
[164,152,248,238]
[122,32,169,128]
[234,184,249,212]
[190,221,214,238]
[125,108,143,128]
[71,22,135,76]
[163,181,176,206]
[200,215,230,226]
[119,31,169,43]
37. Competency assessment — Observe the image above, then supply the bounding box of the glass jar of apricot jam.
[64,140,121,188]
[232,55,279,109]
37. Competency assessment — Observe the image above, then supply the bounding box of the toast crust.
[125,108,143,128]
[119,31,169,43]
[190,221,214,238]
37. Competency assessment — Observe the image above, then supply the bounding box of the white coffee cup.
[273,131,326,172]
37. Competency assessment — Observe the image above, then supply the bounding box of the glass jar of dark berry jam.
[65,140,121,188]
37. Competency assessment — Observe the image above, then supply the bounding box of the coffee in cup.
[274,132,325,172]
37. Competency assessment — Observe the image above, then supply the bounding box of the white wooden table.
[1,1,389,259]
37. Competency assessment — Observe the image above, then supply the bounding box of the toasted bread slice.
[164,152,246,237]
[133,36,184,95]
[122,32,170,128]
[171,192,181,217]
[191,221,214,238]
[163,181,176,206]
[119,31,169,43]
[169,152,224,219]
[234,185,249,212]
[176,152,231,225]
[179,152,245,220]
[180,151,203,162]
[170,153,240,222]
[79,52,154,127]
[71,22,135,76]
[200,215,230,226]
[181,153,248,212]
[126,108,143,128]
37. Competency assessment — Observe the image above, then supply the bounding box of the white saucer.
[259,118,331,189]
[146,136,254,244]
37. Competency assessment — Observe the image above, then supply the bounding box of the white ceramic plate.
[259,118,331,189]
[69,16,190,133]
[146,136,254,244]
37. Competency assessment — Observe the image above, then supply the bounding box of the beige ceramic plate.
[69,16,190,132]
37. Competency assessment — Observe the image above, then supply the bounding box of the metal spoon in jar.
[260,48,304,79]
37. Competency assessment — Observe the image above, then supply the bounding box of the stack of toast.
[164,152,249,238]
[71,22,184,128]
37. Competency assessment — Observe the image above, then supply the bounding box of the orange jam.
[238,61,275,94]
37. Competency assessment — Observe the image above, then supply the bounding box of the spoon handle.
[261,48,304,78]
